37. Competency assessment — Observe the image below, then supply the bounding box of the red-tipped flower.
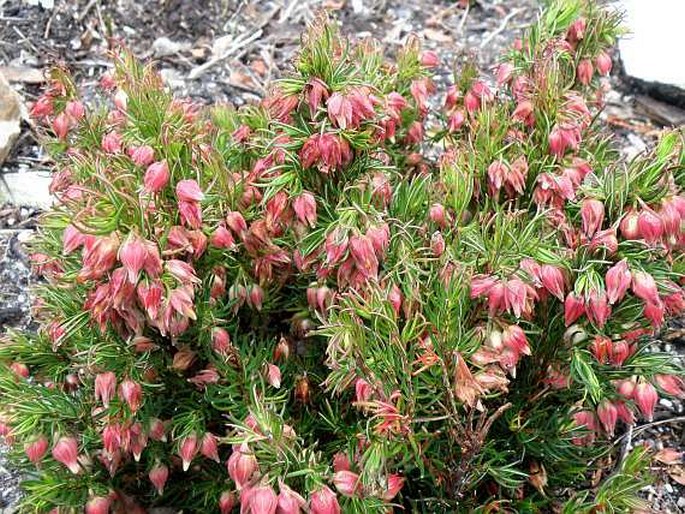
[52,437,80,474]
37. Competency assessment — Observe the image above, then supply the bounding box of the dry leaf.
[654,448,683,465]
[423,28,453,43]
[668,465,685,486]
[228,71,256,89]
[250,59,268,77]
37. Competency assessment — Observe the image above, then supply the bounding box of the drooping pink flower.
[540,264,565,300]
[306,78,329,118]
[605,260,631,304]
[577,59,593,85]
[349,234,379,279]
[595,51,612,76]
[586,288,610,329]
[277,481,306,514]
[119,233,147,283]
[179,433,198,472]
[200,432,220,463]
[420,50,439,67]
[220,491,237,514]
[309,486,341,514]
[619,208,640,239]
[102,132,122,154]
[596,400,618,436]
[176,179,204,203]
[149,462,169,495]
[382,474,405,501]
[144,160,170,193]
[25,435,49,465]
[503,324,531,356]
[52,112,70,140]
[637,208,663,244]
[266,363,281,389]
[430,231,445,257]
[654,374,685,398]
[293,192,317,228]
[94,371,117,408]
[333,470,361,498]
[118,379,143,413]
[633,381,658,421]
[227,443,258,489]
[631,271,659,304]
[580,199,604,238]
[85,496,111,514]
[52,436,80,474]
[129,145,155,166]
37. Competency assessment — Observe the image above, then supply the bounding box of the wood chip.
[423,28,453,43]
[654,448,684,465]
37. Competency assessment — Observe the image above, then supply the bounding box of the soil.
[0,0,684,512]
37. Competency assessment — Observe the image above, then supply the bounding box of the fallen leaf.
[250,59,268,77]
[229,71,256,89]
[654,448,683,465]
[423,28,453,44]
[668,465,685,486]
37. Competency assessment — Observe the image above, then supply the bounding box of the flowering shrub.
[2,0,685,512]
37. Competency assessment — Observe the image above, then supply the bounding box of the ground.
[0,0,684,512]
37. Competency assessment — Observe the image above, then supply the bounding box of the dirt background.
[0,0,684,512]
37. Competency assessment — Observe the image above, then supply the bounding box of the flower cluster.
[0,1,683,513]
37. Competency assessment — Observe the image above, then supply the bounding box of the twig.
[480,8,522,49]
[614,416,685,447]
[76,0,98,22]
[458,2,470,33]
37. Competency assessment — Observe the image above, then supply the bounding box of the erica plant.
[2,0,684,512]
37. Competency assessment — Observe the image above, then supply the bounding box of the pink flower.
[309,486,340,514]
[596,400,618,436]
[176,179,204,203]
[277,482,306,514]
[420,50,439,67]
[633,381,658,421]
[606,260,631,304]
[114,89,128,111]
[496,62,514,85]
[210,226,235,249]
[247,485,278,514]
[327,92,353,129]
[293,192,317,228]
[586,288,610,329]
[52,112,70,140]
[144,160,170,193]
[25,435,49,465]
[227,443,258,489]
[52,437,80,474]
[306,78,329,118]
[94,371,117,408]
[220,491,237,514]
[118,379,143,413]
[85,496,111,514]
[179,433,198,471]
[226,211,248,238]
[637,208,663,244]
[619,209,640,239]
[540,264,565,300]
[200,432,220,463]
[129,145,155,166]
[577,59,593,85]
[149,462,169,495]
[595,51,612,76]
[581,199,605,238]
[382,474,405,501]
[266,363,281,388]
[430,231,445,257]
[333,470,360,497]
[102,132,122,154]
[350,234,379,279]
[631,271,659,304]
[567,17,586,44]
[119,233,147,283]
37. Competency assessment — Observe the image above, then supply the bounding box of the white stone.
[618,0,685,89]
[0,171,53,209]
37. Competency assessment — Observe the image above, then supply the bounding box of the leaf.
[654,448,683,465]
[667,465,685,486]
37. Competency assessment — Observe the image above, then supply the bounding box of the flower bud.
[637,208,663,244]
[429,203,448,228]
[332,452,351,473]
[631,271,659,304]
[580,199,604,238]
[447,110,465,132]
[94,372,117,408]
[101,132,122,154]
[619,208,640,239]
[420,50,439,67]
[248,485,278,514]
[144,160,170,193]
[176,179,204,203]
[129,145,155,166]
[179,433,198,472]
[654,374,685,398]
[220,491,237,514]
[118,379,143,413]
[382,474,405,501]
[227,443,258,489]
[634,381,658,421]
[586,289,610,329]
[149,418,167,442]
[577,59,593,85]
[226,211,248,238]
[355,378,373,403]
[277,481,306,514]
[596,400,618,436]
[388,284,402,317]
[52,112,70,140]
[201,432,221,463]
[430,231,445,257]
[309,486,340,514]
[212,327,231,356]
[114,89,128,111]
[540,264,565,300]
[595,51,612,76]
[52,437,80,474]
[210,226,235,249]
[119,233,147,283]
[248,284,264,311]
[266,363,281,389]
[605,259,631,304]
[293,192,317,228]
[10,362,28,379]
[25,435,49,465]
[85,496,111,514]
[149,462,169,495]
[333,470,360,498]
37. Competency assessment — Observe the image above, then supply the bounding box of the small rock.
[659,398,674,410]
[152,37,190,58]
[677,497,685,508]
[664,483,674,494]
[0,72,22,165]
